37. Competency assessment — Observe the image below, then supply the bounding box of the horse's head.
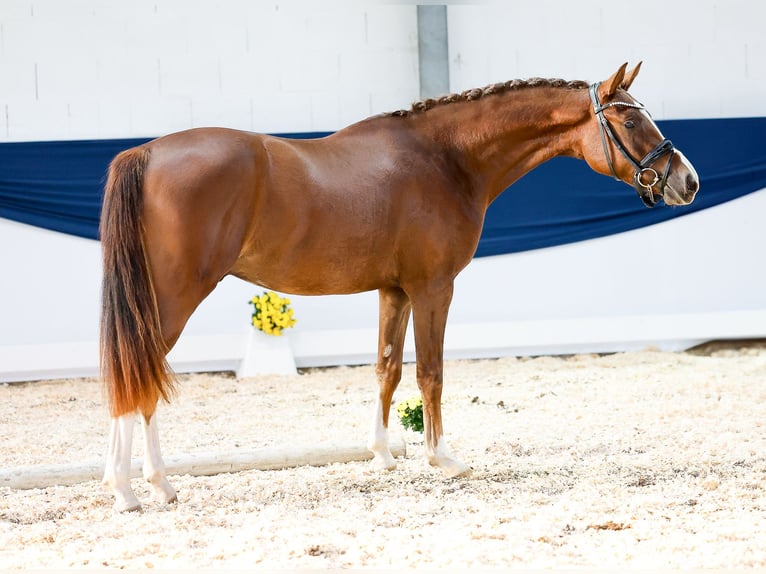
[581,62,699,207]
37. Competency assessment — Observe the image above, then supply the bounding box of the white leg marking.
[423,411,471,478]
[102,415,141,512]
[427,438,471,478]
[141,414,178,504]
[367,396,397,471]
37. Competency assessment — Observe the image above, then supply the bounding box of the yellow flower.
[396,396,424,433]
[248,290,297,336]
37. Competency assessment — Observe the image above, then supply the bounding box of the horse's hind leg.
[124,284,213,507]
[410,281,471,478]
[368,286,411,470]
[141,409,177,504]
[103,415,141,512]
[102,408,177,511]
[102,272,215,511]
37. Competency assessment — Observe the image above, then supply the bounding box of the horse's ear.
[621,61,642,91]
[598,62,628,100]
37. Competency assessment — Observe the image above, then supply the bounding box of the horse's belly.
[231,251,395,296]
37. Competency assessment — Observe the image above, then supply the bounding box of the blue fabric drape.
[476,117,766,256]
[1,118,764,256]
[0,138,148,240]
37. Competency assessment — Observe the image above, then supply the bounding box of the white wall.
[447,0,766,119]
[0,1,419,141]
[4,0,765,142]
[1,1,765,382]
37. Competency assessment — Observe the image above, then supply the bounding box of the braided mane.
[388,77,590,117]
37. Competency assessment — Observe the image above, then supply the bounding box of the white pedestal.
[237,329,297,377]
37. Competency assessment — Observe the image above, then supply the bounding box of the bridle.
[589,82,676,208]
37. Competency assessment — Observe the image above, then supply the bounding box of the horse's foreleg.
[102,414,141,512]
[141,411,177,505]
[368,286,411,470]
[410,282,471,478]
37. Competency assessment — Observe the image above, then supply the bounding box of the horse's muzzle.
[663,180,699,206]
[662,153,700,206]
[635,149,700,208]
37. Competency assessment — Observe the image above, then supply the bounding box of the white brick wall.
[1,1,763,142]
[0,1,419,141]
[447,0,766,120]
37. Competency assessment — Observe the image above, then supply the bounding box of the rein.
[589,82,675,208]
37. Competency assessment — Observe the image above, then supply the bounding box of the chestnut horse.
[100,63,699,511]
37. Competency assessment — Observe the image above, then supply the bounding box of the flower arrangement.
[396,396,424,433]
[249,291,297,336]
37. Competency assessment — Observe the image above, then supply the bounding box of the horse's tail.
[99,146,175,418]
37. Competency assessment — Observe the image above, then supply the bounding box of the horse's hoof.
[430,457,472,478]
[370,452,397,472]
[149,479,178,505]
[153,492,178,505]
[444,463,472,479]
[114,500,142,513]
[108,486,143,513]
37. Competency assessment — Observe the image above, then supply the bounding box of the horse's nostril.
[686,174,699,194]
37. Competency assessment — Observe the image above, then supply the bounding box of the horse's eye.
[624,120,636,129]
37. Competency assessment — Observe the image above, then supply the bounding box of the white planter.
[236,329,297,377]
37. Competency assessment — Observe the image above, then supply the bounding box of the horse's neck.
[421,87,590,203]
